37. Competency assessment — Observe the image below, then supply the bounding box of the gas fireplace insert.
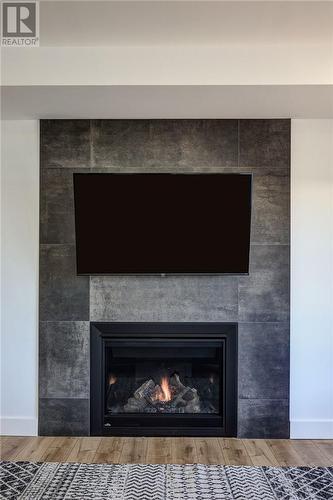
[90,322,237,436]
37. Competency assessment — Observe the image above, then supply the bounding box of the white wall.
[3,46,333,87]
[291,119,333,438]
[0,120,39,436]
[3,85,333,120]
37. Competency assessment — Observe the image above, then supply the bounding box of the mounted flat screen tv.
[73,173,252,275]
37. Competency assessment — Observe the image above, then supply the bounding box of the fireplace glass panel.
[105,342,222,415]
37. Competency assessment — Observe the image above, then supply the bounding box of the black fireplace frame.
[90,322,237,437]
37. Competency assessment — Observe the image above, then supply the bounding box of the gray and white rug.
[1,461,332,499]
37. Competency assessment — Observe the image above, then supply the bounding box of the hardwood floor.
[1,437,332,466]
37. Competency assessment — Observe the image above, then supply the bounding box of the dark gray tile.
[238,399,289,438]
[92,119,238,169]
[249,168,290,245]
[40,120,91,169]
[38,119,291,439]
[239,120,290,168]
[90,275,238,322]
[92,120,149,169]
[40,169,76,244]
[39,245,89,321]
[175,120,238,168]
[39,398,89,436]
[39,322,89,398]
[238,322,289,399]
[239,245,290,322]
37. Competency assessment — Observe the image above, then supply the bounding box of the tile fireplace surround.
[39,119,290,438]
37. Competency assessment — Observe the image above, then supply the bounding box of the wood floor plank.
[14,437,56,462]
[171,438,198,464]
[67,437,101,463]
[0,437,31,461]
[120,437,148,463]
[195,438,226,464]
[312,440,333,465]
[290,440,331,467]
[268,440,308,467]
[93,437,124,464]
[243,439,279,466]
[42,437,78,462]
[146,438,173,464]
[2,436,333,466]
[219,438,252,466]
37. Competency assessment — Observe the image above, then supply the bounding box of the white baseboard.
[0,417,38,436]
[1,416,332,439]
[290,419,333,439]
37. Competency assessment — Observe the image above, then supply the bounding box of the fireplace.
[90,322,237,436]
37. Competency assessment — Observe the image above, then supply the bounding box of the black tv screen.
[73,173,252,275]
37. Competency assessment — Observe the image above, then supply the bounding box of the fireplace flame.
[160,376,172,401]
[108,374,117,386]
[155,376,172,402]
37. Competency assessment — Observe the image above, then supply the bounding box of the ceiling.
[39,1,333,47]
[1,1,332,119]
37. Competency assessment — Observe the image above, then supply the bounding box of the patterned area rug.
[0,461,332,499]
